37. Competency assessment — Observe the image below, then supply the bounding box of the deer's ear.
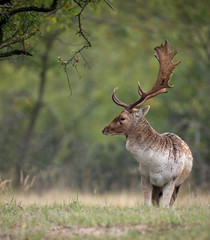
[136,105,150,117]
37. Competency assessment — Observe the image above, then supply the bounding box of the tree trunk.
[14,37,55,189]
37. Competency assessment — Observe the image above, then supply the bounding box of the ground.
[0,191,209,240]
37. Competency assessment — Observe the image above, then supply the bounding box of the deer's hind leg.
[152,185,162,206]
[170,185,181,206]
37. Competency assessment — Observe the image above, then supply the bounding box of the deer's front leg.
[162,180,175,207]
[141,176,153,206]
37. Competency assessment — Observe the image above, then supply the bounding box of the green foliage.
[0,0,102,57]
[0,0,209,191]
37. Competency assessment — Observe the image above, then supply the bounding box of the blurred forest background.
[0,0,209,193]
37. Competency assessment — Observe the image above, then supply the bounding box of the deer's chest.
[126,139,166,164]
[126,139,165,163]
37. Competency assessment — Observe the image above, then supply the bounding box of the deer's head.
[102,40,180,137]
[102,106,150,136]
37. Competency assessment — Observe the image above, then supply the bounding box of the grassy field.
[0,191,209,240]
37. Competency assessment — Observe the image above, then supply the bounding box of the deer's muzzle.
[102,127,108,135]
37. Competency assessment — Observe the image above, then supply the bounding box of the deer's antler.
[112,40,181,112]
[112,87,129,109]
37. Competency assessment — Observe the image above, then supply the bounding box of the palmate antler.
[112,40,181,112]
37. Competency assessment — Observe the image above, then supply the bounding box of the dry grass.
[13,189,210,208]
[14,190,143,207]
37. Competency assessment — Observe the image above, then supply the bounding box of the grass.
[0,191,209,240]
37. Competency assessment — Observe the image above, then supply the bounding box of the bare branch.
[80,51,90,69]
[73,0,83,8]
[62,0,116,94]
[63,0,92,94]
[64,66,73,96]
[76,0,91,48]
[103,0,116,12]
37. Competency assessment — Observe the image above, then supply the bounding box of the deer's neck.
[126,117,161,148]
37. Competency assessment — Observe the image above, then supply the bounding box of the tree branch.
[0,4,13,8]
[62,0,95,94]
[0,35,24,49]
[0,0,59,58]
[76,0,91,48]
[62,0,116,94]
[1,0,58,16]
[0,49,32,58]
[104,0,116,12]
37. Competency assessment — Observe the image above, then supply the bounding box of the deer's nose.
[102,127,107,134]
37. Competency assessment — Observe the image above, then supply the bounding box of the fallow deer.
[102,40,193,207]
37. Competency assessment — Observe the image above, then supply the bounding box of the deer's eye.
[120,117,125,121]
